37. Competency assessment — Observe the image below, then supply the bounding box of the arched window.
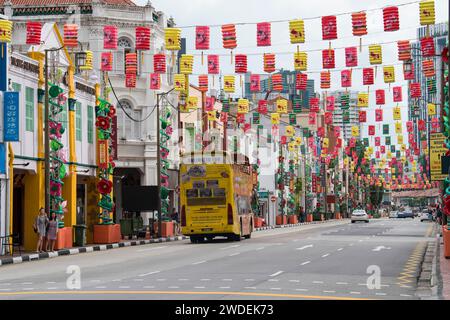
[116,99,141,140]
[114,37,133,74]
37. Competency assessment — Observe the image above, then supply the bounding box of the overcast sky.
[135,0,449,145]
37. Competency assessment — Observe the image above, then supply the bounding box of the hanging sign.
[3,91,19,142]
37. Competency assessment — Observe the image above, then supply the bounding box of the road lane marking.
[336,282,348,285]
[295,289,308,292]
[269,271,284,277]
[90,280,101,283]
[95,286,107,289]
[22,288,34,291]
[178,279,189,281]
[300,261,311,266]
[313,281,324,284]
[46,282,56,284]
[111,279,122,282]
[0,289,11,291]
[220,245,241,250]
[200,279,211,281]
[289,280,300,283]
[268,279,279,282]
[372,246,392,252]
[322,254,330,258]
[255,247,265,251]
[222,279,233,281]
[156,279,167,282]
[47,287,58,290]
[144,286,155,289]
[270,288,281,290]
[296,245,313,251]
[375,293,387,296]
[0,290,372,300]
[136,246,166,252]
[229,253,240,257]
[400,294,412,297]
[245,279,255,282]
[245,287,257,289]
[350,291,361,295]
[192,260,207,265]
[119,286,130,289]
[139,271,160,277]
[21,282,33,285]
[219,287,231,289]
[168,286,180,289]
[133,279,144,282]
[194,286,206,289]
[323,290,336,294]
[337,248,344,251]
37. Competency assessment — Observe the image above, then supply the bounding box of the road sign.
[430,132,447,181]
[270,195,277,202]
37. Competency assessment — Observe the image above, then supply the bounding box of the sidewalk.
[0,218,347,267]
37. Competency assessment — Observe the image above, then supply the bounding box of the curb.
[254,219,348,232]
[0,236,188,267]
[416,224,440,300]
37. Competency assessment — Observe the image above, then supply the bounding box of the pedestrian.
[34,207,49,253]
[436,205,443,226]
[46,212,59,252]
[172,209,180,235]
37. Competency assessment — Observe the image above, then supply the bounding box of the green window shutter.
[12,82,21,93]
[76,102,82,141]
[87,105,94,144]
[25,87,34,132]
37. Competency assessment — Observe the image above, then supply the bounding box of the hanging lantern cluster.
[257,22,271,47]
[136,26,151,51]
[63,24,79,48]
[264,53,276,73]
[26,22,42,45]
[104,25,118,50]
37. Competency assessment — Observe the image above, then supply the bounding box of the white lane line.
[156,279,167,282]
[192,260,207,265]
[200,279,211,281]
[139,271,161,277]
[178,279,189,281]
[111,279,122,282]
[0,289,11,291]
[349,244,355,246]
[222,279,233,281]
[245,287,257,289]
[323,290,336,294]
[358,240,364,242]
[255,247,265,251]
[133,279,144,282]
[47,287,58,290]
[337,248,344,251]
[313,281,324,284]
[119,286,130,289]
[296,245,313,251]
[350,291,361,295]
[270,288,281,290]
[322,253,330,258]
[268,279,279,282]
[219,286,231,289]
[245,279,255,282]
[336,282,348,285]
[220,245,241,250]
[289,280,300,283]
[376,293,387,296]
[168,286,180,289]
[269,270,284,277]
[144,286,155,289]
[295,289,308,292]
[21,282,33,285]
[95,286,107,289]
[90,280,101,283]
[46,282,56,284]
[229,253,240,257]
[22,288,34,291]
[400,294,412,297]
[300,261,311,266]
[194,286,206,289]
[136,246,166,252]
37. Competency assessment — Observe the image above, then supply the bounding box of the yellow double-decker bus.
[180,152,254,243]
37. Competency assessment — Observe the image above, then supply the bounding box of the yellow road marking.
[0,290,373,300]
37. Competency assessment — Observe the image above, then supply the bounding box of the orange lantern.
[198,75,208,92]
[222,24,237,51]
[422,59,435,77]
[136,26,151,51]
[264,53,276,73]
[272,74,283,92]
[345,47,358,67]
[322,16,337,40]
[103,25,118,50]
[320,71,330,89]
[257,22,271,47]
[150,73,161,90]
[363,68,374,86]
[397,40,411,61]
[351,11,367,36]
[235,54,247,74]
[63,24,79,48]
[322,49,335,69]
[383,6,400,32]
[153,53,166,74]
[125,53,137,75]
[296,73,307,90]
[101,52,113,72]
[26,22,42,45]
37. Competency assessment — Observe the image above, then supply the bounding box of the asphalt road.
[0,218,435,300]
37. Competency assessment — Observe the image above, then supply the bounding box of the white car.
[420,211,433,222]
[351,210,369,223]
[389,211,398,219]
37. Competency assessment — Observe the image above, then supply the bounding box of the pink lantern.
[322,16,337,40]
[345,47,358,67]
[153,54,166,74]
[257,22,271,47]
[104,25,118,50]
[207,55,220,74]
[150,73,160,90]
[363,68,374,85]
[250,74,261,92]
[101,52,113,72]
[136,26,151,51]
[341,69,352,87]
[195,26,210,50]
[376,89,385,105]
[393,86,403,102]
[326,96,335,111]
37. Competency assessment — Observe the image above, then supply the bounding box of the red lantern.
[381,146,386,154]
[322,16,337,40]
[136,26,151,51]
[422,59,435,77]
[250,74,261,92]
[410,82,421,98]
[235,54,247,74]
[220,112,228,123]
[125,53,137,74]
[309,97,320,113]
[376,89,385,105]
[26,22,42,45]
[421,37,435,57]
[397,40,411,61]
[317,127,325,138]
[418,119,426,131]
[345,47,358,67]
[341,69,352,87]
[150,73,160,90]
[272,74,283,92]
[195,26,210,50]
[205,96,215,111]
[375,137,381,146]
[264,53,276,73]
[322,49,335,69]
[153,54,166,74]
[393,86,403,102]
[352,11,367,36]
[126,73,136,88]
[103,25,118,50]
[326,96,335,111]
[222,24,237,49]
[404,63,415,80]
[207,55,220,74]
[198,75,208,92]
[325,112,333,125]
[383,6,400,32]
[375,109,383,122]
[359,111,367,123]
[296,73,307,90]
[320,71,331,89]
[257,22,271,47]
[101,52,113,72]
[363,68,374,85]
[63,24,79,48]
[258,100,268,115]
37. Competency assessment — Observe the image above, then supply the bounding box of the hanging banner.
[111,115,118,160]
[3,91,19,142]
[98,140,109,170]
[430,132,447,181]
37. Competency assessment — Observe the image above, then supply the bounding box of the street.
[0,218,434,300]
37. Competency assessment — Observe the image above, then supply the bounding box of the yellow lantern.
[397,135,404,144]
[271,113,280,125]
[367,146,373,155]
[395,122,402,134]
[387,151,392,158]
[276,99,288,113]
[295,136,302,145]
[401,144,406,152]
[286,126,295,137]
[223,75,235,93]
[294,52,307,71]
[351,126,359,137]
[428,103,436,116]
[369,44,382,65]
[289,19,305,44]
[237,98,249,114]
[383,65,395,83]
[208,111,217,121]
[393,107,401,120]
[187,96,198,110]
[180,54,194,74]
[420,1,435,25]
[165,28,181,51]
[288,142,296,152]
[344,158,349,166]
[180,104,190,113]
[0,20,13,43]
[323,138,329,148]
[80,50,93,71]
[174,74,186,91]
[357,92,369,107]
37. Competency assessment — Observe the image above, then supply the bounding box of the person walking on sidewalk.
[34,208,49,253]
[46,212,59,252]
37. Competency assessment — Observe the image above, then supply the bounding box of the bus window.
[186,189,199,198]
[199,189,212,198]
[207,180,219,188]
[193,181,205,189]
[213,188,226,197]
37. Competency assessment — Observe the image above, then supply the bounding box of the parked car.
[420,211,433,222]
[398,210,414,219]
[389,211,398,219]
[351,210,369,223]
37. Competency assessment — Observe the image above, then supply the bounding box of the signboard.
[3,91,19,141]
[430,132,447,181]
[312,174,317,193]
[110,115,118,160]
[259,191,269,199]
[98,140,109,169]
[327,195,336,204]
